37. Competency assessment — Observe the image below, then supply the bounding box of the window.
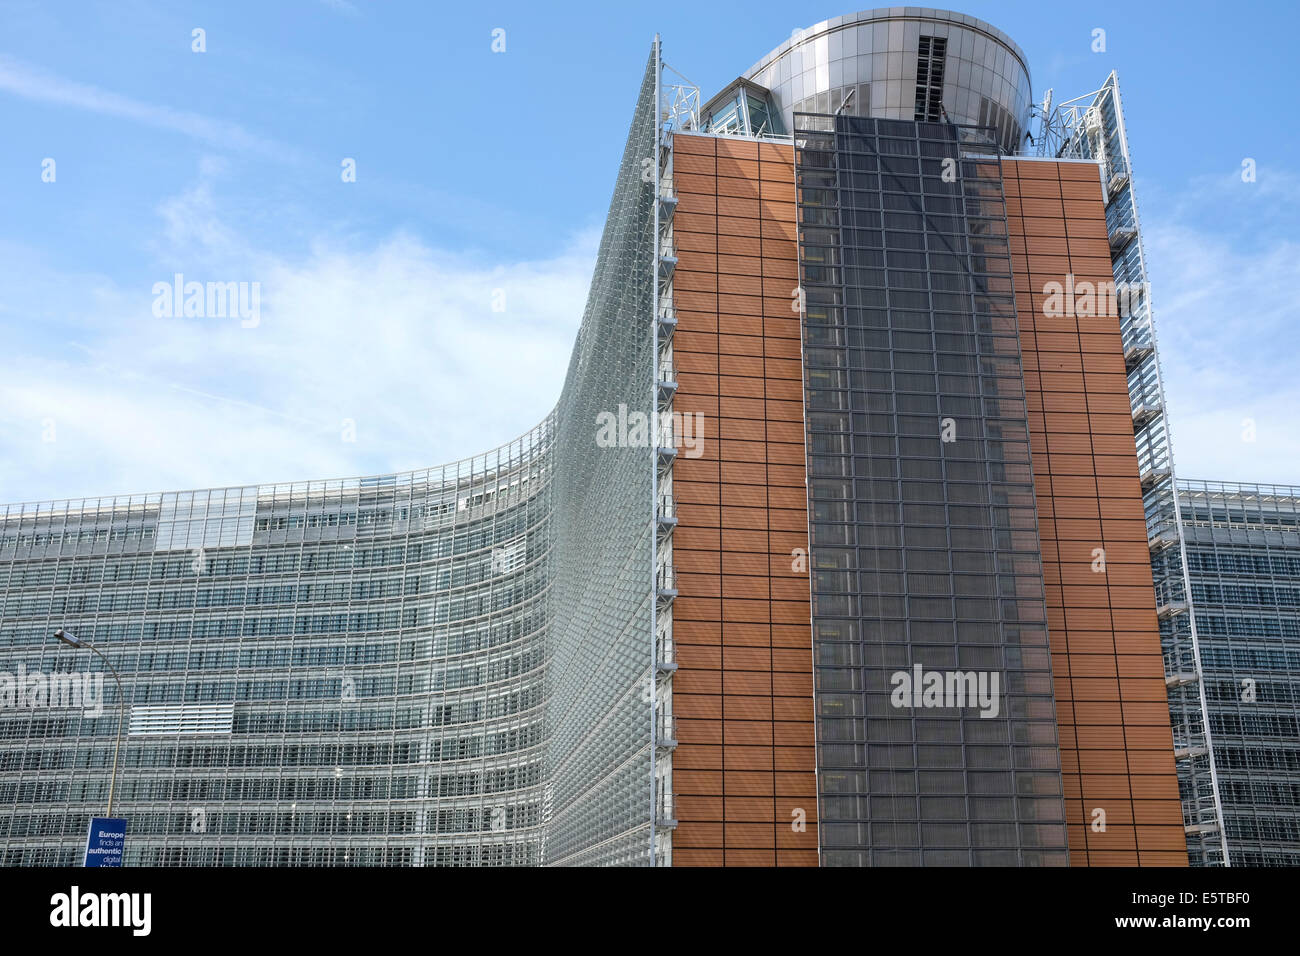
[914,36,947,122]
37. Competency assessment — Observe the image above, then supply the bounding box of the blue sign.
[84,817,127,867]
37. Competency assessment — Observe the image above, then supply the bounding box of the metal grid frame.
[539,46,660,867]
[1041,72,1230,865]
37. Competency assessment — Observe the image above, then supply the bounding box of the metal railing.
[655,564,675,594]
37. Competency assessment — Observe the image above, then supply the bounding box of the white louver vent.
[128,703,234,736]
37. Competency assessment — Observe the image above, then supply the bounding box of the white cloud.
[0,176,596,503]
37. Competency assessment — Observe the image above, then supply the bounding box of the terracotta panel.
[1005,159,1186,867]
[717,234,762,257]
[668,139,814,866]
[673,133,715,155]
[717,138,758,160]
[717,157,758,179]
[674,153,716,175]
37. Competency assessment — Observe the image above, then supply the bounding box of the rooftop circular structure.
[742,7,1032,152]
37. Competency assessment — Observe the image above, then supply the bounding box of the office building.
[2,8,1281,866]
[1162,481,1300,865]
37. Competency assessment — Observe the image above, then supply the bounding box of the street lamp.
[53,629,126,817]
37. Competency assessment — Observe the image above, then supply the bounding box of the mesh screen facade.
[542,51,659,866]
[794,112,1069,865]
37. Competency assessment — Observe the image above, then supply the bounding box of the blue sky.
[1,0,1297,503]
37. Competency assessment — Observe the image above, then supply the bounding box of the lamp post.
[53,629,125,817]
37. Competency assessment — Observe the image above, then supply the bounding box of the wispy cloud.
[318,0,361,15]
[0,55,295,161]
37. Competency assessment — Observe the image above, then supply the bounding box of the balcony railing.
[656,625,675,668]
[655,712,677,746]
[655,781,676,827]
[656,564,676,596]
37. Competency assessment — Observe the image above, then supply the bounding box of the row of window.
[1187,548,1300,578]
[1209,711,1299,738]
[1,503,544,563]
[0,762,541,806]
[816,643,1049,667]
[2,802,543,839]
[1200,643,1300,671]
[817,715,1056,743]
[823,849,1066,866]
[1182,507,1300,530]
[2,844,539,867]
[1198,615,1300,641]
[6,560,544,616]
[1214,745,1300,773]
[820,742,1060,770]
[3,608,543,659]
[818,822,1066,848]
[823,795,1063,823]
[1193,582,1300,608]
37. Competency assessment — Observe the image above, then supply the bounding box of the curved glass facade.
[1,427,554,865]
[0,51,665,868]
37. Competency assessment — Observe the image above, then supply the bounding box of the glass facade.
[542,49,660,866]
[1175,481,1300,866]
[702,80,786,138]
[0,432,552,866]
[794,111,1068,865]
